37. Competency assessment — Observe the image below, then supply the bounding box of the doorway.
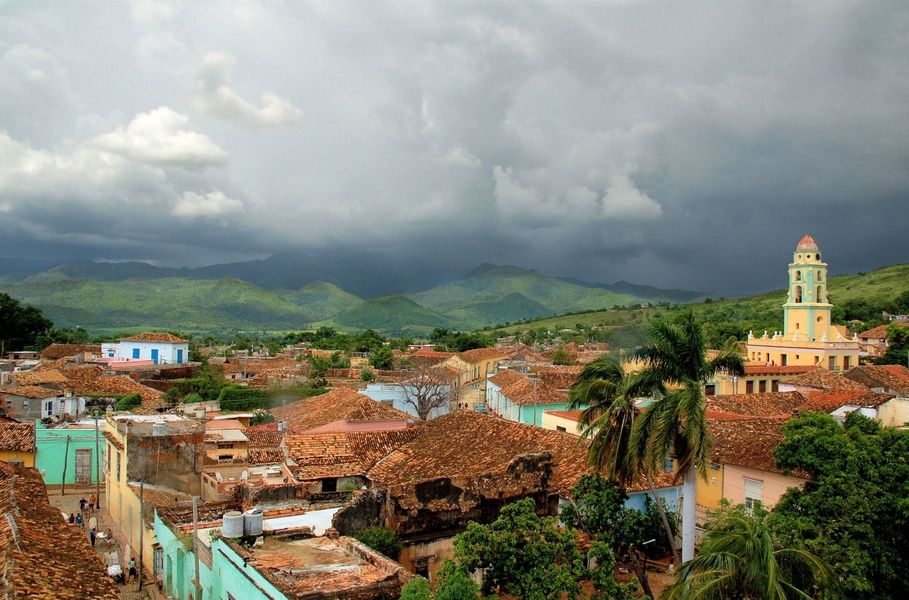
[75,448,92,484]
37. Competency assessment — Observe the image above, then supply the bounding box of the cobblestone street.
[46,486,151,600]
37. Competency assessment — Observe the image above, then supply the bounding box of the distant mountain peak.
[466,263,535,278]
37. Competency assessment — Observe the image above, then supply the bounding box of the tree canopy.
[767,412,909,599]
[0,292,53,351]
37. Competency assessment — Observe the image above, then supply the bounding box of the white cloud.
[439,144,481,168]
[130,0,181,26]
[191,52,303,126]
[91,107,228,169]
[173,190,243,217]
[601,175,663,219]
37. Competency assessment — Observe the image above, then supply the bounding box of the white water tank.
[222,511,244,538]
[244,508,263,537]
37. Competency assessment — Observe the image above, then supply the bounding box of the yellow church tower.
[746,235,862,372]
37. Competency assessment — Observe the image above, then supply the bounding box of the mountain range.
[0,256,704,336]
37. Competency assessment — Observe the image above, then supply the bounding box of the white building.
[102,332,190,365]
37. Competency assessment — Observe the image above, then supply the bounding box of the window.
[772,380,779,392]
[664,457,674,472]
[115,451,121,482]
[744,478,763,513]
[322,478,338,492]
[705,384,716,396]
[780,354,787,366]
[218,454,233,463]
[556,426,567,432]
[828,356,836,370]
[745,380,754,394]
[795,270,801,281]
[759,380,767,393]
[132,348,140,359]
[843,356,850,370]
[153,546,164,582]
[817,286,823,303]
[795,286,803,303]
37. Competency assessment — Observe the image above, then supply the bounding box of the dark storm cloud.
[0,0,907,292]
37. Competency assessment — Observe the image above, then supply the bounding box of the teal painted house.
[486,369,577,427]
[36,420,105,485]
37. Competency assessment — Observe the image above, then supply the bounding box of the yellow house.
[745,235,862,372]
[104,414,200,583]
[0,421,36,467]
[709,364,815,396]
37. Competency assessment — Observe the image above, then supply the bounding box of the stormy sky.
[1,0,908,294]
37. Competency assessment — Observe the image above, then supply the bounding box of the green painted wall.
[36,423,104,485]
[519,403,572,427]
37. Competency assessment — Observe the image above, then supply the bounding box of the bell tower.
[783,234,831,342]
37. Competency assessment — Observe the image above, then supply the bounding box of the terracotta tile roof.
[37,343,100,360]
[0,462,119,599]
[707,417,807,477]
[706,392,808,418]
[535,365,583,389]
[796,233,819,251]
[120,332,190,343]
[271,388,417,433]
[247,421,281,431]
[246,430,284,448]
[367,410,673,496]
[60,365,165,411]
[500,378,567,406]
[799,390,896,413]
[248,448,286,465]
[857,325,891,340]
[285,430,420,480]
[488,369,527,389]
[205,419,246,430]
[12,368,69,386]
[0,385,61,399]
[845,365,909,394]
[544,410,583,423]
[0,422,35,452]
[782,367,870,392]
[744,365,815,376]
[456,347,511,364]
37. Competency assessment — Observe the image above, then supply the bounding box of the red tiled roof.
[271,388,417,433]
[857,325,891,340]
[708,417,807,477]
[285,430,420,480]
[0,422,35,452]
[799,390,896,413]
[0,462,119,599]
[845,365,909,394]
[246,430,284,448]
[61,365,165,411]
[782,367,870,393]
[205,419,245,430]
[12,368,69,386]
[796,234,819,251]
[744,365,815,376]
[535,365,583,389]
[121,332,190,343]
[705,392,808,418]
[456,347,511,364]
[488,369,527,389]
[544,409,583,423]
[37,343,100,359]
[500,378,567,406]
[0,385,61,399]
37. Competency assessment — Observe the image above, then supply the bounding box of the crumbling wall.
[332,489,385,535]
[127,431,204,496]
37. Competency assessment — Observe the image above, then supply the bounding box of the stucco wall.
[695,463,724,509]
[37,426,103,484]
[878,398,909,428]
[540,412,582,434]
[722,464,807,509]
[115,341,189,364]
[0,450,34,467]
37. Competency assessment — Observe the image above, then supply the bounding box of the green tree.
[630,310,745,562]
[115,393,142,411]
[399,577,432,600]
[433,561,483,600]
[369,346,395,370]
[181,392,203,404]
[767,412,909,599]
[250,410,275,426]
[360,368,376,382]
[329,351,350,368]
[0,292,53,351]
[875,323,909,365]
[551,346,576,366]
[568,357,680,565]
[306,354,331,388]
[454,497,586,600]
[666,505,831,600]
[354,527,400,558]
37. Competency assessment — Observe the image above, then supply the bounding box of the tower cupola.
[784,234,830,341]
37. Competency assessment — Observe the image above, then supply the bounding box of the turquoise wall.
[155,512,215,600]
[212,539,287,600]
[519,403,572,427]
[36,423,104,485]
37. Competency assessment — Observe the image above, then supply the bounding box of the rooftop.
[543,409,583,423]
[456,346,511,364]
[0,462,119,599]
[706,392,808,418]
[796,233,819,252]
[0,384,61,399]
[285,429,421,480]
[37,343,100,360]
[271,388,417,433]
[857,324,891,340]
[782,367,870,393]
[707,417,807,477]
[120,332,190,343]
[845,365,909,394]
[0,422,35,452]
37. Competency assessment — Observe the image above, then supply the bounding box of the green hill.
[449,292,555,328]
[409,264,639,317]
[493,263,909,340]
[323,295,457,335]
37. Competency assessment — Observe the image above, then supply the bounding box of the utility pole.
[192,496,202,600]
[138,479,145,591]
[61,434,71,495]
[94,411,101,510]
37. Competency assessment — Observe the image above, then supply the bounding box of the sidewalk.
[47,486,152,600]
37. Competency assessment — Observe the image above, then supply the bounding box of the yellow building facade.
[745,235,862,372]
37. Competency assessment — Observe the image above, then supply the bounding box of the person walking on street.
[89,493,96,511]
[68,512,75,524]
[128,558,137,584]
[90,528,96,548]
[75,512,83,529]
[79,497,86,513]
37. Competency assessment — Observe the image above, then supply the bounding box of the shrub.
[182,392,203,404]
[216,386,270,411]
[360,369,375,382]
[115,393,142,411]
[354,527,401,558]
[399,577,431,600]
[250,410,276,426]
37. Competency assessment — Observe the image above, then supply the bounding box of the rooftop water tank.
[244,508,264,537]
[222,511,244,538]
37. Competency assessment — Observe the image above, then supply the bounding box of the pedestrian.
[79,497,86,513]
[128,558,137,583]
[90,528,96,548]
[88,516,97,532]
[68,512,75,524]
[89,493,96,511]
[75,512,83,529]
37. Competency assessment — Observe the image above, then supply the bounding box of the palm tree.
[630,310,745,562]
[568,356,680,566]
[664,506,831,600]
